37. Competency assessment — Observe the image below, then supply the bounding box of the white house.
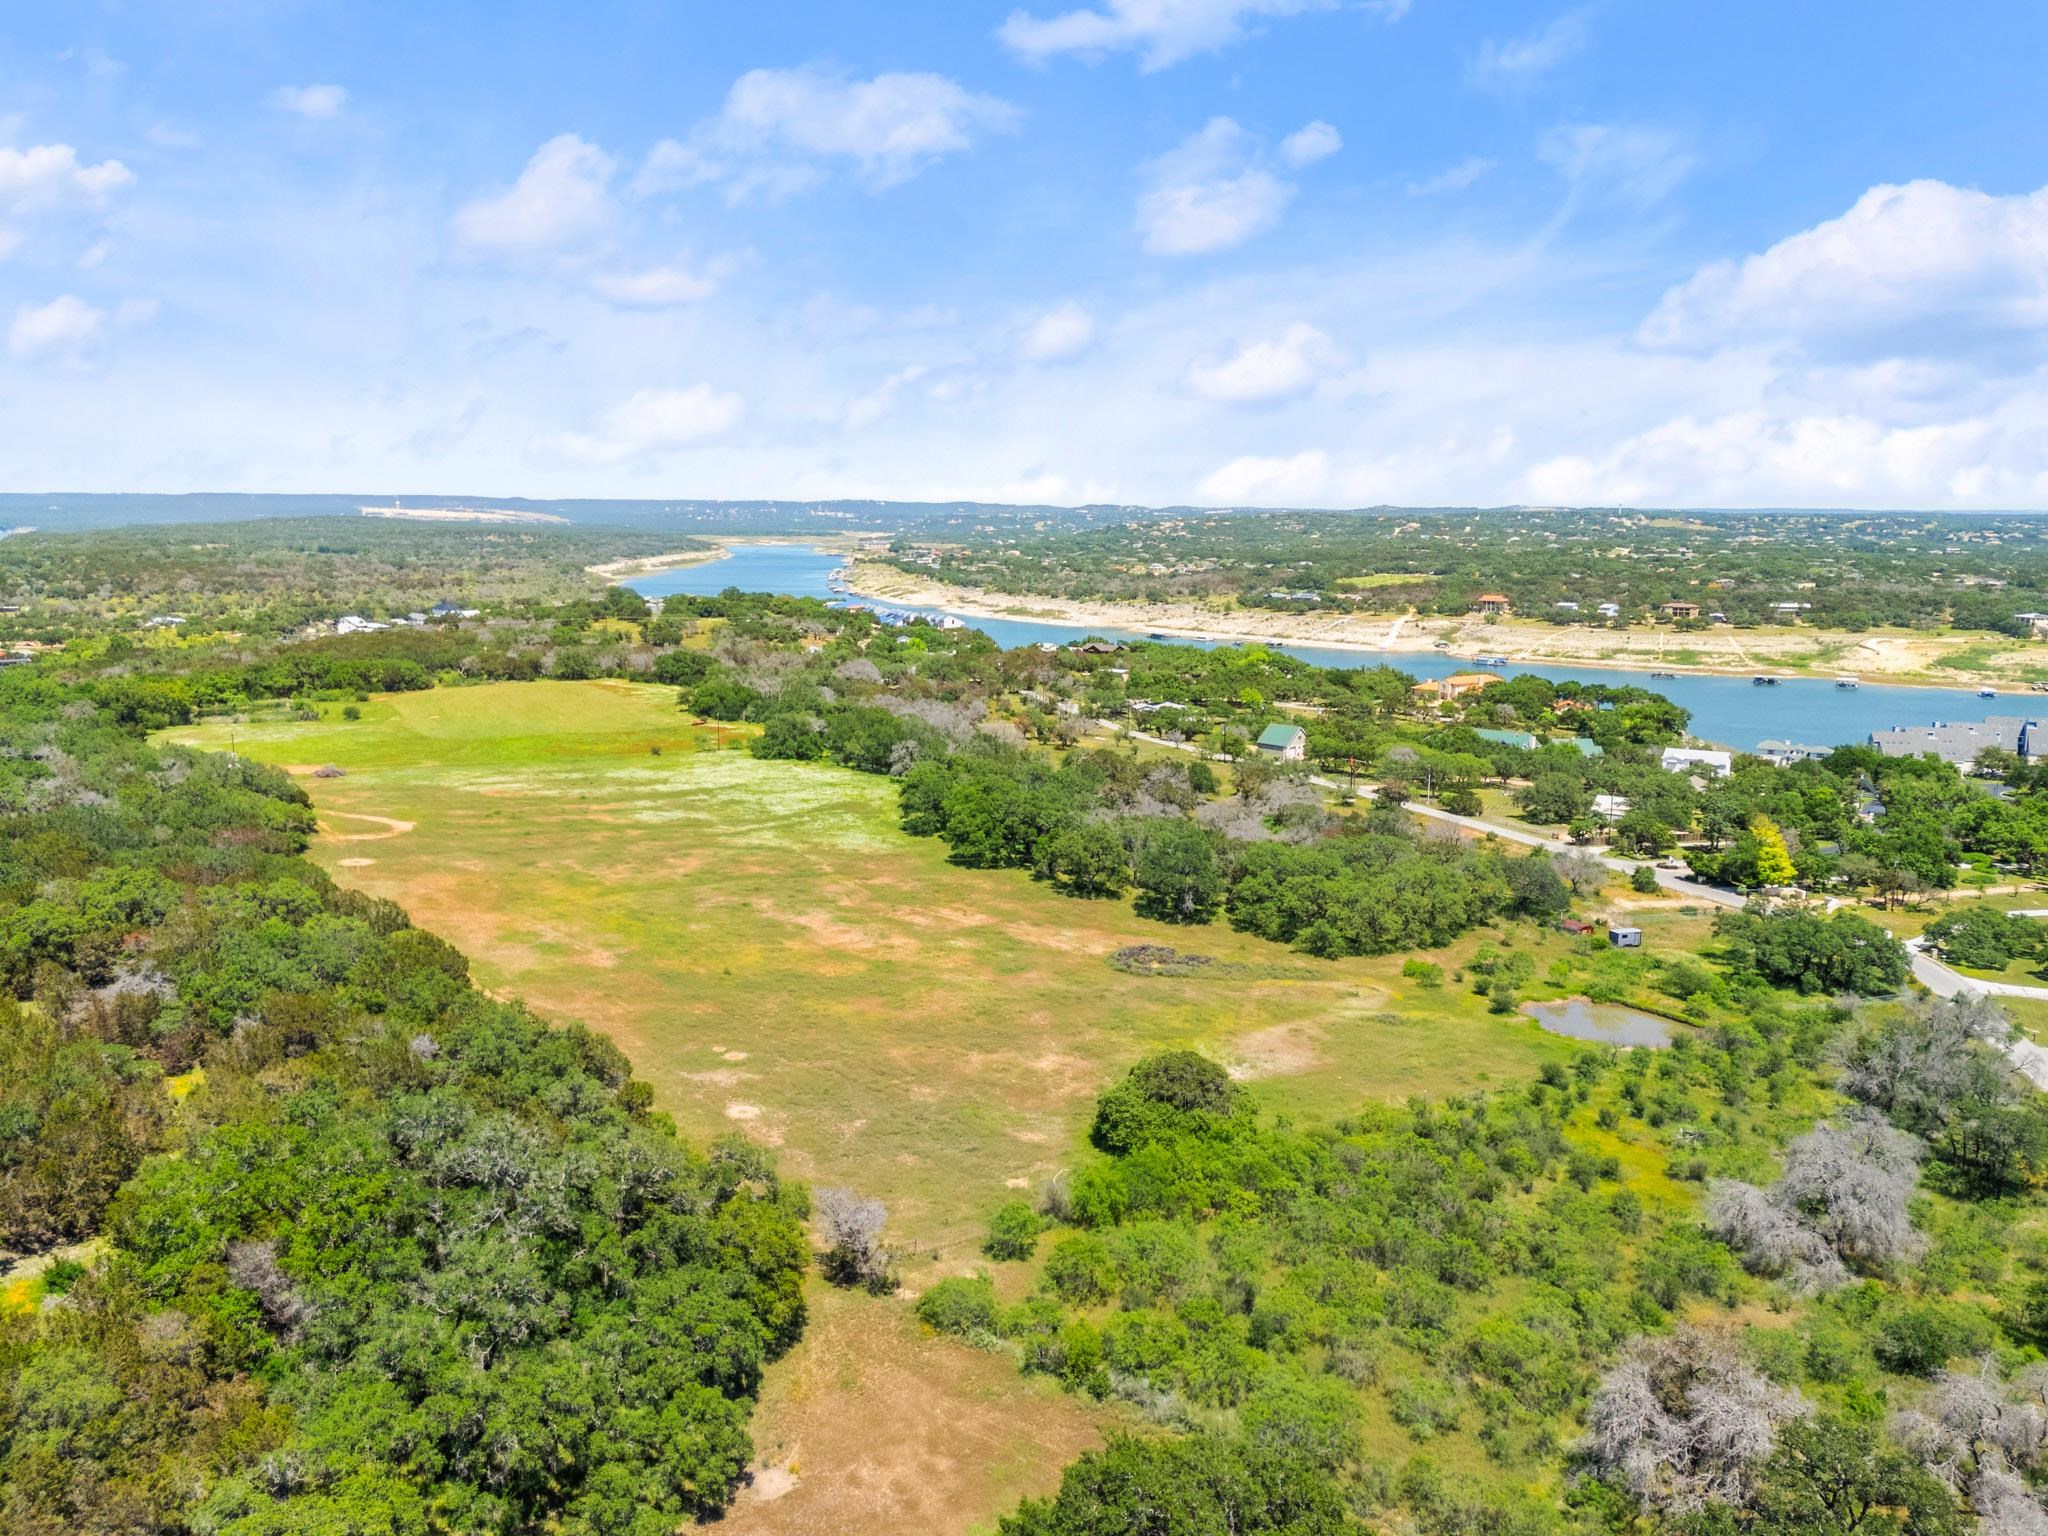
[335,615,389,634]
[1591,793,1632,821]
[1661,746,1733,778]
[1256,724,1308,761]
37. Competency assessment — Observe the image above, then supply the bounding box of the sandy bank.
[849,562,2048,693]
[585,548,725,580]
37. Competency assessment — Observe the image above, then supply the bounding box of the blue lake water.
[627,543,2030,754]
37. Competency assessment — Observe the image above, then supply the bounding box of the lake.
[1523,999,1677,1048]
[626,543,2028,753]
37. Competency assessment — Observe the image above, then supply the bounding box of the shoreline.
[585,546,727,580]
[847,561,2048,695]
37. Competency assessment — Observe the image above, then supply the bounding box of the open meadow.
[164,679,1579,1254]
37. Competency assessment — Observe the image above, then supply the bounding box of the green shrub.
[1871,1301,1994,1377]
[1401,958,1444,988]
[1043,1232,1116,1304]
[984,1201,1042,1262]
[917,1274,1001,1338]
[1388,1376,1462,1439]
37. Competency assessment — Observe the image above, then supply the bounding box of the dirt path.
[721,1284,1110,1536]
[317,810,417,841]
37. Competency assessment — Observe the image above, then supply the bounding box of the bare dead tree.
[1893,1360,2048,1531]
[1554,849,1609,896]
[815,1186,893,1293]
[1582,1328,1809,1513]
[1839,994,2015,1137]
[1704,1180,1847,1292]
[1775,1116,1925,1270]
[1707,1115,1923,1289]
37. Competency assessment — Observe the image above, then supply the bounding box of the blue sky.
[4,2,2047,508]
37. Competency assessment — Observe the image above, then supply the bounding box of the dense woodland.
[0,662,808,1533]
[882,507,2048,635]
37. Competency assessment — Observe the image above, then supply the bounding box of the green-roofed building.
[1255,723,1308,761]
[1474,728,1539,750]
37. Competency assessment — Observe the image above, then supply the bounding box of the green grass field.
[168,680,1577,1256]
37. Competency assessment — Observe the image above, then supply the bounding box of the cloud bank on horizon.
[1,0,2046,510]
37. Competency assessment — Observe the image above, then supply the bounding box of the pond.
[1522,997,1677,1048]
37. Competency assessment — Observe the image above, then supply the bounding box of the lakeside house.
[1660,746,1734,778]
[1413,672,1502,704]
[1472,592,1512,615]
[1754,740,1830,766]
[1255,723,1308,761]
[1658,601,1700,620]
[1868,716,2041,769]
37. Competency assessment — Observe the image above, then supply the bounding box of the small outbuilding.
[1255,723,1308,762]
[1608,925,1643,949]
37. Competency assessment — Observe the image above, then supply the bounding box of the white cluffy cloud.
[269,84,349,118]
[0,142,133,213]
[1000,0,1335,71]
[10,293,104,359]
[6,292,152,362]
[1525,411,2003,508]
[592,257,723,307]
[537,385,745,464]
[1197,448,1331,503]
[1018,301,1096,361]
[640,66,1018,199]
[1474,10,1590,88]
[1186,322,1341,401]
[452,134,616,253]
[1279,120,1342,167]
[1136,118,1294,256]
[1641,178,2048,365]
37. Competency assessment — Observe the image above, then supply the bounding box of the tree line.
[0,668,808,1534]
